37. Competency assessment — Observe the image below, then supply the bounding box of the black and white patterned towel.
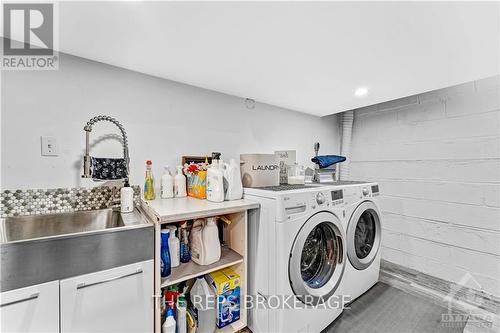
[91,157,128,180]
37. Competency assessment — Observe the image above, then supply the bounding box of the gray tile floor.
[323,282,467,333]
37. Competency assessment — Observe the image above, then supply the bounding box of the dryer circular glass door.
[347,201,381,270]
[289,211,346,305]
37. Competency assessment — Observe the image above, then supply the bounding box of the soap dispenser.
[120,181,134,213]
[174,166,187,198]
[161,165,174,199]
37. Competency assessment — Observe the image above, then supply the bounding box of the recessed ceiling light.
[354,87,369,97]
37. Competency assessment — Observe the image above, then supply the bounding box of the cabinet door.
[60,260,154,333]
[0,280,59,333]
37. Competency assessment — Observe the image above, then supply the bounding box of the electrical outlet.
[41,136,58,156]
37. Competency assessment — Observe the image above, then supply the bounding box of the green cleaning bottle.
[144,160,156,200]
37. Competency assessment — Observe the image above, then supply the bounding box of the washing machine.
[244,184,348,333]
[340,182,382,303]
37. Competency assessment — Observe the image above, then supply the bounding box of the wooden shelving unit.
[142,197,259,223]
[141,197,259,333]
[160,246,243,288]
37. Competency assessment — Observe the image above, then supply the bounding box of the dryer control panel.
[343,183,380,205]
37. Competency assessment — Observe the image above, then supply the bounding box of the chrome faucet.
[82,115,130,180]
[312,142,320,183]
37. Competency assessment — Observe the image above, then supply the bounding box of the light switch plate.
[41,136,58,156]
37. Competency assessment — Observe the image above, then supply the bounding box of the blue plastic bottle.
[161,229,171,278]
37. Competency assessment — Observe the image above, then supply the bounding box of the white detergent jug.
[203,217,221,265]
[207,159,224,202]
[190,277,216,333]
[190,218,221,266]
[190,219,206,265]
[224,159,243,201]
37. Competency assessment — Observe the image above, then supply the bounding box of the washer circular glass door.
[347,201,381,270]
[289,211,346,305]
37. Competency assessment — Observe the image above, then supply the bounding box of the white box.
[240,154,280,187]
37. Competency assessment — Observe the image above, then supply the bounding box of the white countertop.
[141,196,259,223]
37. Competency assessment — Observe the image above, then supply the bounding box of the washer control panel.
[309,189,344,208]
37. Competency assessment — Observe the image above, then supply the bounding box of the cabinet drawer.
[60,260,153,333]
[0,280,59,333]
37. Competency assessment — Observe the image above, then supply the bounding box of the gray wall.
[1,53,340,189]
[349,76,500,296]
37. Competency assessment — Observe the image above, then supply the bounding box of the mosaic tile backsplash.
[0,185,141,218]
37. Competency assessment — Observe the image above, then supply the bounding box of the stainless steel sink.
[0,208,154,244]
[1,209,127,243]
[1,207,153,292]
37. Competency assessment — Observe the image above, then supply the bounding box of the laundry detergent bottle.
[190,276,216,333]
[207,159,224,202]
[224,158,243,201]
[189,218,221,266]
[189,219,205,265]
[203,217,221,265]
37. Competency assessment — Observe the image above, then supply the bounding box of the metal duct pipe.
[339,110,354,180]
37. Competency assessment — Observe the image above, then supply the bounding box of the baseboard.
[380,260,499,332]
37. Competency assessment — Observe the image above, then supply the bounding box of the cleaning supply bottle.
[160,229,171,278]
[167,226,180,268]
[160,289,166,321]
[224,158,243,201]
[144,160,156,200]
[176,295,187,333]
[190,276,216,333]
[174,166,187,197]
[189,219,205,265]
[179,221,191,263]
[165,285,179,311]
[162,307,176,333]
[207,155,224,203]
[120,181,134,213]
[203,217,221,265]
[161,166,174,199]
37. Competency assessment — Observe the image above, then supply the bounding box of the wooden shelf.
[141,197,259,224]
[215,320,246,333]
[160,246,243,288]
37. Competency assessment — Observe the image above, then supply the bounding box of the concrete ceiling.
[10,2,500,115]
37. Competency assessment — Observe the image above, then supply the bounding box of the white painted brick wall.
[351,76,500,297]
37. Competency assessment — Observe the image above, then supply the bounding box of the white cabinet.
[0,280,59,333]
[60,260,154,333]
